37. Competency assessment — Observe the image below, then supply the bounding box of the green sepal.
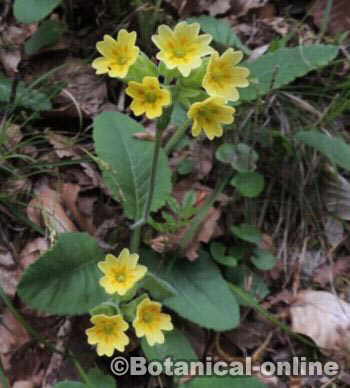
[120,293,148,322]
[124,51,158,83]
[89,301,120,317]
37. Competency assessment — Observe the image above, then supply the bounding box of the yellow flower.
[92,30,139,78]
[125,76,171,119]
[98,249,147,295]
[86,314,129,356]
[202,49,250,101]
[152,22,212,77]
[133,298,173,346]
[188,96,235,140]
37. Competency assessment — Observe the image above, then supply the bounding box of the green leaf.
[296,130,350,171]
[86,367,116,388]
[210,242,237,267]
[93,112,172,220]
[251,248,277,271]
[179,376,267,388]
[187,16,250,55]
[25,20,65,55]
[18,232,106,315]
[0,74,52,111]
[14,0,63,23]
[232,224,262,244]
[240,45,339,102]
[124,52,158,82]
[216,143,258,172]
[142,250,240,331]
[226,266,270,304]
[141,328,197,361]
[53,368,116,388]
[231,172,265,198]
[141,272,177,301]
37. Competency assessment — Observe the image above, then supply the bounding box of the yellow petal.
[92,57,110,74]
[191,121,202,137]
[130,100,146,116]
[145,104,162,119]
[146,330,165,346]
[96,342,115,357]
[230,67,250,87]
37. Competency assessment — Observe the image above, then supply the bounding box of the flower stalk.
[130,124,163,251]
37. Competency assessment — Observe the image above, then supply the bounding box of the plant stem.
[130,125,163,252]
[180,171,233,250]
[164,119,191,155]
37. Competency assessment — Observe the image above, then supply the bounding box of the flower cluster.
[92,21,250,140]
[86,249,173,357]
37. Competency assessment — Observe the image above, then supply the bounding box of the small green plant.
[13,13,343,388]
[149,191,197,234]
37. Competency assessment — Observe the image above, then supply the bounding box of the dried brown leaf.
[61,183,96,234]
[0,309,30,364]
[290,290,350,353]
[27,184,77,233]
[185,207,222,261]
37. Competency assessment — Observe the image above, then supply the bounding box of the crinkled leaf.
[25,20,65,55]
[187,15,250,54]
[142,249,239,331]
[14,0,63,23]
[216,143,258,172]
[240,45,339,102]
[179,376,267,388]
[251,248,277,270]
[141,272,177,301]
[141,328,197,362]
[232,224,262,244]
[93,112,172,220]
[18,232,106,315]
[231,172,265,198]
[297,130,350,171]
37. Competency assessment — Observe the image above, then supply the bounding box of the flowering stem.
[179,171,233,250]
[164,119,191,155]
[130,125,163,252]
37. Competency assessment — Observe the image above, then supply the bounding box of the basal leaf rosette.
[152,21,213,77]
[92,30,139,78]
[86,314,129,356]
[98,248,147,296]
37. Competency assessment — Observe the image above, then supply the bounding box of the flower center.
[103,324,115,335]
[116,273,126,282]
[145,92,158,103]
[117,56,128,65]
[142,311,154,323]
[173,47,186,58]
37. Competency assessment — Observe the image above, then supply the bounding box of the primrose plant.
[85,21,250,357]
